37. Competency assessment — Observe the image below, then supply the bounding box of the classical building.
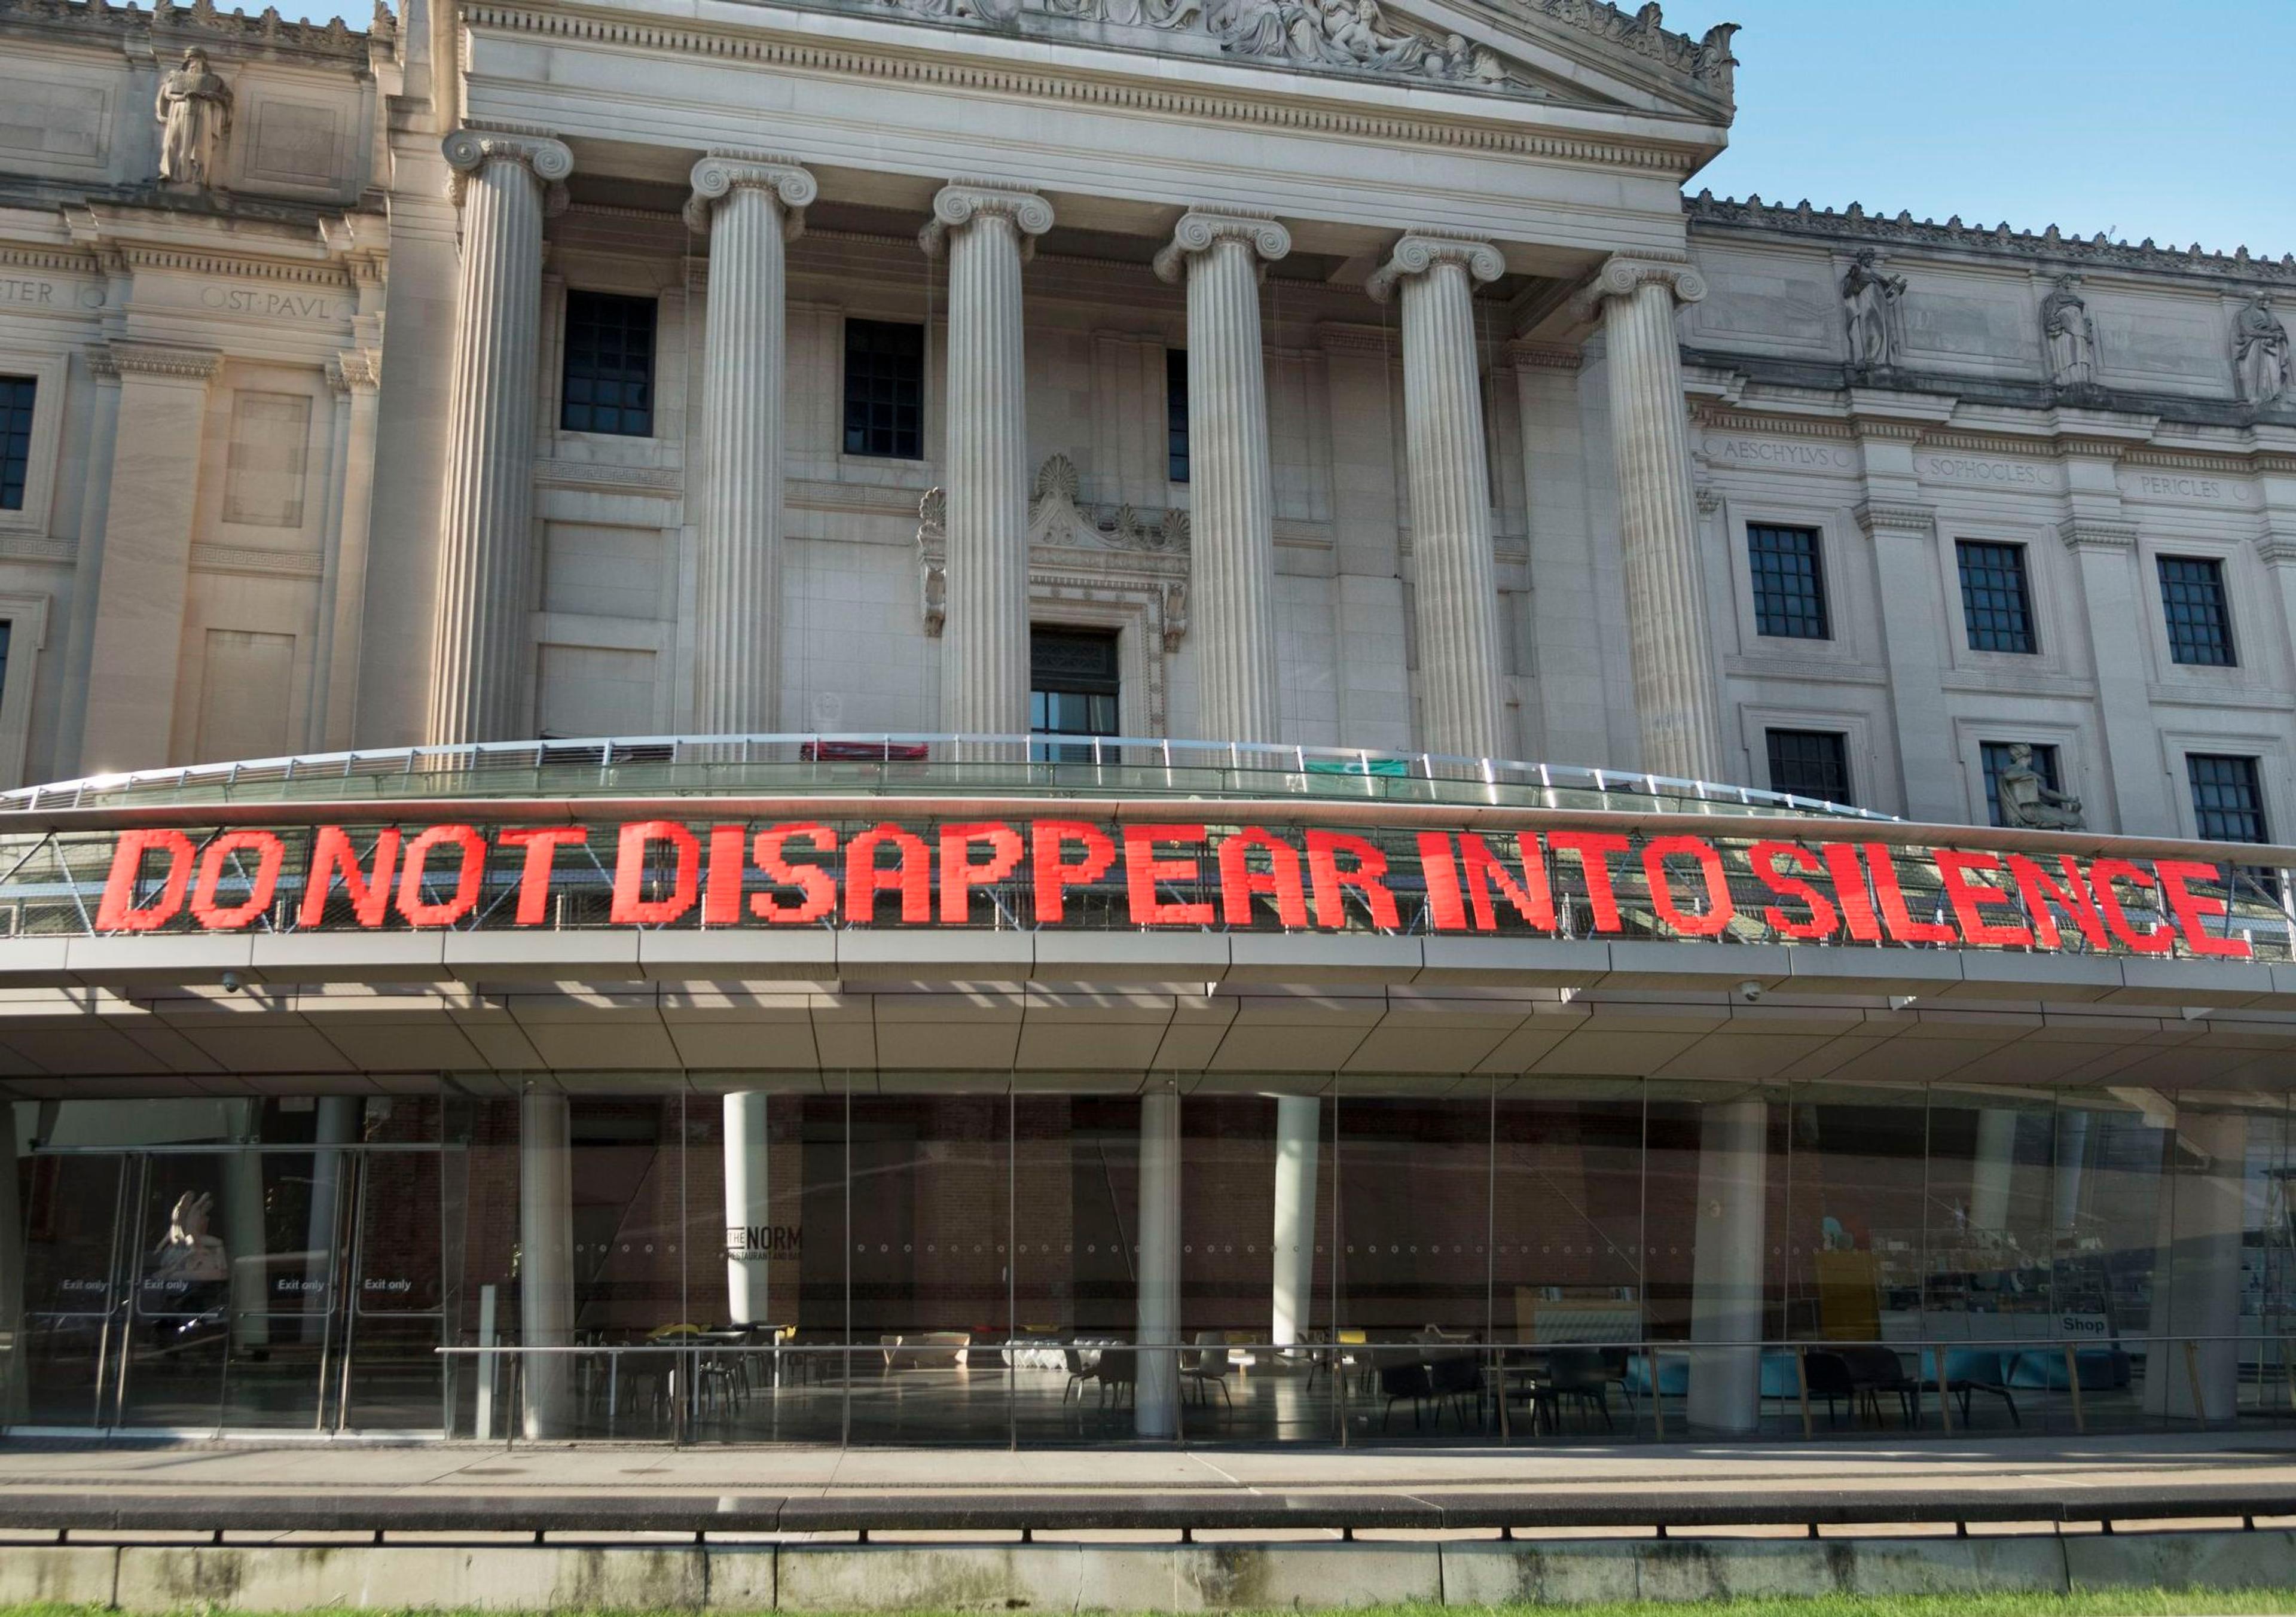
[0,0,2292,1448]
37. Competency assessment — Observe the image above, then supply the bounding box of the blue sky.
[1692,0,2295,260]
[292,0,2294,260]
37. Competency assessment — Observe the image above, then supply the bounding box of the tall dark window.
[1746,524,1829,640]
[842,319,924,459]
[2158,556,2235,667]
[1981,740,2060,828]
[2187,753,2267,844]
[1956,540,2037,653]
[559,292,655,437]
[0,374,35,509]
[1030,627,1120,761]
[1766,728,1852,805]
[1165,348,1190,483]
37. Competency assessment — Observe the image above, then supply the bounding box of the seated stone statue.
[1996,742,2082,830]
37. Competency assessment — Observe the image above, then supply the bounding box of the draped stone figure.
[1841,248,1904,372]
[2041,274,2096,389]
[2234,294,2292,405]
[1995,743,2083,831]
[155,47,233,188]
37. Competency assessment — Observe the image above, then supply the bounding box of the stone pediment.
[790,0,1734,113]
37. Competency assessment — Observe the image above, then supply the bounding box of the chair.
[1426,1351,1485,1430]
[1800,1348,1857,1423]
[1921,1346,2020,1427]
[1181,1331,1234,1409]
[1061,1344,1094,1404]
[1376,1352,1435,1430]
[1538,1346,1614,1433]
[1837,1344,1918,1427]
[1094,1347,1138,1408]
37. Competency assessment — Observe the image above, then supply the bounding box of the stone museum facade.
[0,0,2292,1448]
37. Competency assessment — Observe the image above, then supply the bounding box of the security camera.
[220,970,245,994]
[1736,980,1763,1003]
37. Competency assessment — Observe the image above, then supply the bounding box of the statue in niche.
[2234,293,2292,405]
[1840,248,1904,373]
[2041,274,2096,389]
[154,46,234,188]
[1995,743,2083,831]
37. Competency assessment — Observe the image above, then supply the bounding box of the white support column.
[2051,1107,2091,1235]
[427,126,571,746]
[687,152,816,734]
[301,1096,360,1344]
[1270,1094,1320,1347]
[1135,1084,1183,1439]
[2144,1108,2248,1423]
[1155,212,1290,744]
[1587,258,1726,784]
[1968,1108,2022,1234]
[1367,233,1507,760]
[1687,1096,1767,1435]
[723,1091,773,1327]
[921,184,1052,738]
[518,1092,576,1439]
[222,1099,269,1356]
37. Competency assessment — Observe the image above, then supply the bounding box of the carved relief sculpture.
[155,45,234,188]
[2040,274,2096,389]
[1995,743,2083,831]
[1841,248,1904,373]
[2234,293,2292,405]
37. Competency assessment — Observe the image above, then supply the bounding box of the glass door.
[14,1151,130,1430]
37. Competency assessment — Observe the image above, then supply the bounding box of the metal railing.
[436,1331,2296,1451]
[0,733,1898,822]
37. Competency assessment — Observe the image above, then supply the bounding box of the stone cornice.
[1696,404,2296,482]
[1503,341,1583,371]
[534,457,682,497]
[1690,406,1858,442]
[0,243,99,277]
[96,340,220,381]
[2059,519,2139,554]
[1854,500,1934,539]
[460,2,1707,173]
[1366,231,1503,304]
[1686,190,2295,292]
[118,244,355,290]
[684,151,817,237]
[191,542,324,579]
[1314,322,1394,357]
[1152,211,1290,285]
[918,183,1053,261]
[2257,532,2296,566]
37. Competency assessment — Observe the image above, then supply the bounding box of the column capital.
[1365,230,1502,304]
[1575,254,1706,321]
[2060,518,2140,553]
[325,349,381,395]
[683,150,817,237]
[919,182,1054,260]
[1854,499,1937,540]
[94,340,221,383]
[1152,210,1290,285]
[442,124,571,208]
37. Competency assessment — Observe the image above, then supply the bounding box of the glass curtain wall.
[8,1081,2293,1444]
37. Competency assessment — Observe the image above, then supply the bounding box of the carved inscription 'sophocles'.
[1840,248,1904,373]
[2040,274,2096,390]
[155,46,234,188]
[2234,294,2292,406]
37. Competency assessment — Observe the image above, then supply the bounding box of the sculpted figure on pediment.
[155,46,234,188]
[1841,248,1905,373]
[2041,274,2096,389]
[2234,294,2292,405]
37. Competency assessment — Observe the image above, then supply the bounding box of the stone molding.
[120,245,355,290]
[326,349,381,394]
[191,542,325,579]
[96,341,221,381]
[683,151,817,237]
[918,184,1054,260]
[0,533,74,565]
[2059,520,2139,554]
[534,458,683,497]
[1853,501,1934,540]
[442,124,573,209]
[1152,211,1290,285]
[1314,322,1394,356]
[1688,190,2296,291]
[0,243,98,277]
[1503,341,1583,371]
[1365,232,1503,304]
[460,4,1699,173]
[2256,532,2296,566]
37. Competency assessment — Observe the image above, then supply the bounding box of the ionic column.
[428,126,571,746]
[687,152,815,734]
[921,184,1052,737]
[1367,233,1508,761]
[1589,258,1726,783]
[1155,212,1291,743]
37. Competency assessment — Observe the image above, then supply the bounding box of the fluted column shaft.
[1157,213,1290,745]
[688,154,815,734]
[429,127,569,745]
[1597,261,1726,783]
[1370,234,1507,760]
[924,185,1052,736]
